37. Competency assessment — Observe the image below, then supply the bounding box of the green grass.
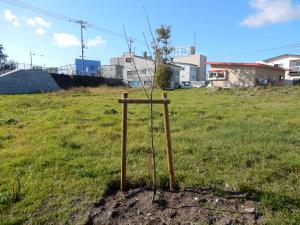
[0,86,299,224]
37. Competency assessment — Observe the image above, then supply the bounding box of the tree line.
[0,44,16,72]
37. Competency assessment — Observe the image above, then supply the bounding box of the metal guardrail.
[0,63,99,76]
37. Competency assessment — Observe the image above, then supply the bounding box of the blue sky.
[1,0,300,67]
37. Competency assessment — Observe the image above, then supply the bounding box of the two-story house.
[109,52,181,89]
[260,54,300,85]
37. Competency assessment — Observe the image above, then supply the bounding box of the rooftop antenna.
[193,32,197,52]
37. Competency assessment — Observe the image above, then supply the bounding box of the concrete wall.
[254,67,285,86]
[0,69,60,94]
[209,66,255,88]
[101,65,123,79]
[209,65,285,88]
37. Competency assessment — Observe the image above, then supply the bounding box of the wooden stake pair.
[118,92,175,192]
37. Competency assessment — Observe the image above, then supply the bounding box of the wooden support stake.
[121,92,128,191]
[162,93,175,190]
[118,99,170,104]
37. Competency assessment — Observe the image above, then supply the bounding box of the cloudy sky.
[1,0,300,66]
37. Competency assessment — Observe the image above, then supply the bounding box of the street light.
[30,51,44,69]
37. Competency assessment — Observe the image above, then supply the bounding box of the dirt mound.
[87,188,260,225]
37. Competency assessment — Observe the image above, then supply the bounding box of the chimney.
[143,51,148,59]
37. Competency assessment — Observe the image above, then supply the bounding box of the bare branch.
[143,6,159,201]
[123,25,150,99]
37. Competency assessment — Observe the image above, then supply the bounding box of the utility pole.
[75,20,88,75]
[129,38,133,54]
[30,51,33,69]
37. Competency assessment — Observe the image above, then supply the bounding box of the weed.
[103,108,118,115]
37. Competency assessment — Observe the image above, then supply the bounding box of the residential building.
[175,62,197,88]
[110,57,125,66]
[58,64,76,75]
[113,52,181,89]
[173,53,207,82]
[101,65,123,79]
[75,59,101,76]
[259,54,300,85]
[207,62,285,88]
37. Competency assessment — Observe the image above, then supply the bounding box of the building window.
[140,69,147,75]
[208,71,226,80]
[257,78,272,86]
[274,64,284,68]
[125,58,132,63]
[127,71,133,75]
[290,61,300,72]
[144,80,152,86]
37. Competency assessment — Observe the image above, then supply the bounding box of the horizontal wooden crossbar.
[118,99,170,104]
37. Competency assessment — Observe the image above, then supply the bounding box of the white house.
[175,62,198,88]
[110,52,181,89]
[176,63,197,82]
[259,54,300,85]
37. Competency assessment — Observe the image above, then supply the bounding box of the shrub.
[155,63,172,90]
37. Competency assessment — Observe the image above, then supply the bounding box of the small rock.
[108,210,119,219]
[128,200,137,208]
[244,207,256,214]
[91,212,99,217]
[114,202,121,208]
[147,213,151,217]
[169,209,177,218]
[194,197,199,201]
[215,198,219,203]
[137,209,143,215]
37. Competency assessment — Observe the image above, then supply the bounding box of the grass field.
[0,86,299,224]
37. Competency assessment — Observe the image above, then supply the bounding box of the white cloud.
[241,0,300,28]
[26,18,36,26]
[3,9,19,26]
[53,33,80,47]
[35,27,46,35]
[34,17,51,27]
[87,35,106,47]
[26,16,51,28]
[53,33,106,48]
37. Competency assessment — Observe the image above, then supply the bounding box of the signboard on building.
[75,59,101,76]
[174,46,195,57]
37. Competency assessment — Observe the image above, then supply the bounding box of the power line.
[0,0,76,22]
[211,43,300,59]
[0,0,146,45]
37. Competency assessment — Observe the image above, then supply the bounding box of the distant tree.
[5,60,17,70]
[156,63,172,89]
[154,25,173,64]
[0,44,8,70]
[153,25,174,89]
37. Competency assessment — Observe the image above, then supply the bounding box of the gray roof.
[263,54,300,63]
[174,62,198,66]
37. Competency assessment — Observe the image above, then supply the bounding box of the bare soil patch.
[86,188,261,225]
